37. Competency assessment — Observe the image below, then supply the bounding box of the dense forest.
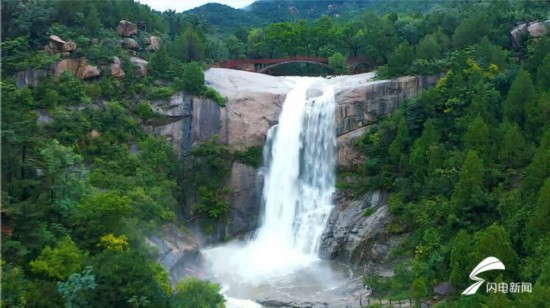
[1,0,549,307]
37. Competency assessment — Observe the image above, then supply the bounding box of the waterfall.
[256,78,336,254]
[203,78,337,286]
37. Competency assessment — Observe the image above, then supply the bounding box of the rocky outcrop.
[122,38,139,50]
[334,74,442,136]
[337,126,369,170]
[116,20,138,37]
[45,35,76,58]
[53,58,101,80]
[320,191,405,273]
[129,56,148,76]
[511,20,549,50]
[143,92,221,157]
[145,224,201,284]
[16,68,45,88]
[227,162,263,235]
[147,36,162,51]
[110,56,125,78]
[205,68,289,149]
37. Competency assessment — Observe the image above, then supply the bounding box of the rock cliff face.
[333,74,442,168]
[148,69,440,238]
[320,191,406,273]
[145,224,201,284]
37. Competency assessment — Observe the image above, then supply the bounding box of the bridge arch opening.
[352,62,375,74]
[258,61,336,76]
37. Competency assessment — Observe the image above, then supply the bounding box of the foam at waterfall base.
[203,239,319,285]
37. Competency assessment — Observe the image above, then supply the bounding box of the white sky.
[137,0,256,12]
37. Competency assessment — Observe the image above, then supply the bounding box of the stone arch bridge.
[212,56,375,74]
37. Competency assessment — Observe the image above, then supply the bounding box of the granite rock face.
[334,74,442,136]
[227,162,263,235]
[147,69,440,238]
[53,58,101,80]
[117,20,138,37]
[16,68,46,88]
[320,191,403,272]
[511,20,549,50]
[145,224,201,284]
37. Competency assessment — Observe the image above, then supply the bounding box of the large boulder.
[54,58,101,80]
[123,38,139,50]
[129,56,148,76]
[528,21,548,38]
[16,68,45,89]
[147,36,162,51]
[116,20,138,37]
[320,191,404,273]
[110,56,125,78]
[511,21,549,50]
[145,224,201,284]
[45,35,76,58]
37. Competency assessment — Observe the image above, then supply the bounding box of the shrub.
[180,62,205,94]
[136,101,155,120]
[329,52,348,74]
[147,86,175,100]
[233,146,263,168]
[203,86,227,106]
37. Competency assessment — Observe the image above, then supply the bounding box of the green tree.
[503,68,537,129]
[386,42,415,76]
[58,266,97,308]
[91,250,169,307]
[180,62,205,94]
[411,276,428,306]
[537,54,550,92]
[450,230,472,287]
[388,116,411,169]
[409,119,439,183]
[452,13,491,49]
[173,28,205,62]
[149,45,174,80]
[472,225,518,279]
[328,52,347,74]
[451,150,486,229]
[1,263,29,307]
[525,179,550,252]
[463,115,491,160]
[29,236,85,280]
[171,277,225,308]
[416,34,441,61]
[226,34,244,59]
[522,130,550,196]
[498,121,530,169]
[42,139,90,215]
[83,4,101,35]
[73,192,131,247]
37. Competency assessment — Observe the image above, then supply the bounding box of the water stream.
[202,78,354,307]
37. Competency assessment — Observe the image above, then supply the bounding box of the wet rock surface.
[320,191,403,273]
[145,224,202,284]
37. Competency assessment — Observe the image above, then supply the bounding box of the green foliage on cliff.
[357,19,550,304]
[233,146,263,168]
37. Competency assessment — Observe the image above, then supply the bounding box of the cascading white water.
[203,78,338,301]
[255,77,336,255]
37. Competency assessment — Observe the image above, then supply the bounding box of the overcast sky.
[137,0,256,12]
